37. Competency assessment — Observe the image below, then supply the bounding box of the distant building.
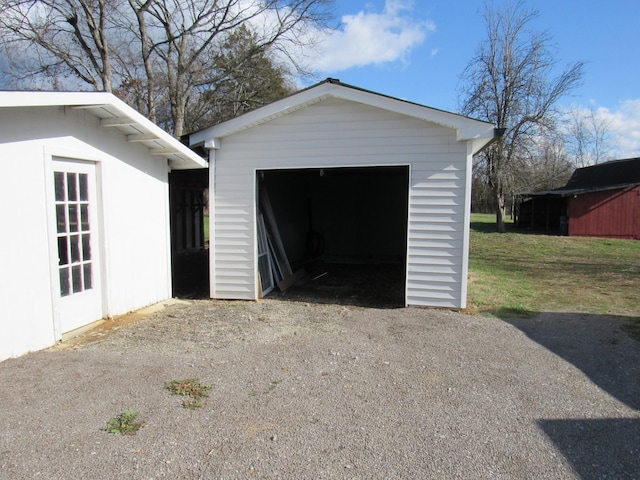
[517,157,640,239]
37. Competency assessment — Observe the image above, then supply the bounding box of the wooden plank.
[259,188,293,277]
[257,214,275,296]
[277,269,307,292]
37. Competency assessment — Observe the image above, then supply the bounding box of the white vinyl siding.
[211,97,472,307]
[0,103,176,360]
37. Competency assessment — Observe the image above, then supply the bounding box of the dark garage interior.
[169,168,209,298]
[258,166,409,308]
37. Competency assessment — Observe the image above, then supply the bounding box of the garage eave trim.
[0,91,207,170]
[189,81,496,148]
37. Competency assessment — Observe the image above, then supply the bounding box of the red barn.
[517,157,640,239]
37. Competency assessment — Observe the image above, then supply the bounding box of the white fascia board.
[189,89,332,146]
[325,85,496,145]
[189,82,496,151]
[0,90,114,108]
[0,91,207,169]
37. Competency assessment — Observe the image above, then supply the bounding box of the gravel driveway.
[1,299,639,479]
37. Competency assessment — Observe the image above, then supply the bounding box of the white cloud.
[309,0,435,73]
[597,99,640,158]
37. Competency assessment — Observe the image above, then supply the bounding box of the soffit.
[0,91,207,170]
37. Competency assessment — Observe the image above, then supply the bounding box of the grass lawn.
[467,213,640,322]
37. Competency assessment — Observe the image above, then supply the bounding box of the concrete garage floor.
[274,261,406,309]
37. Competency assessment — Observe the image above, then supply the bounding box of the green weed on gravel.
[103,411,144,435]
[165,378,212,409]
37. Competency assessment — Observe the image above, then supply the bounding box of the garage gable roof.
[0,91,207,170]
[189,78,497,153]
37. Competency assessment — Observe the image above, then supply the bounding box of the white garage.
[0,92,206,361]
[189,79,497,308]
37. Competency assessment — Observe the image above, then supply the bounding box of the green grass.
[468,213,640,321]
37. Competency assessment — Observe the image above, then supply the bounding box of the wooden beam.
[150,148,180,156]
[277,269,306,292]
[127,133,158,142]
[100,116,136,127]
[71,104,109,110]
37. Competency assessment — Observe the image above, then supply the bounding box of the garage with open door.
[189,79,497,308]
[257,166,409,307]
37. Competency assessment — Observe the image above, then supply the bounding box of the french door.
[52,159,103,335]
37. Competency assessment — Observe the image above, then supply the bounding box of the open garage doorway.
[257,166,409,308]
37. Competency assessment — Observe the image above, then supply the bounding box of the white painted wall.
[209,97,473,307]
[0,105,173,361]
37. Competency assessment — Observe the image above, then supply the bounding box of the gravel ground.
[1,298,639,479]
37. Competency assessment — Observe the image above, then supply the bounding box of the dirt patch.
[53,299,191,350]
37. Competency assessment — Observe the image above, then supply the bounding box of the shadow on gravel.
[537,418,640,479]
[502,312,640,410]
[505,313,640,478]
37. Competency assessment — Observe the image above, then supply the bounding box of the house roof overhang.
[0,91,207,170]
[521,182,640,199]
[189,79,497,154]
[520,157,640,199]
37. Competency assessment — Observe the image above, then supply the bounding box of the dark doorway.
[169,169,209,297]
[257,166,409,307]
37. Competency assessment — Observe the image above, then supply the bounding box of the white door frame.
[45,154,105,339]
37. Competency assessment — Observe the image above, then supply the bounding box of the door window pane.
[79,174,88,201]
[58,237,69,265]
[68,204,79,232]
[55,172,65,201]
[80,204,89,231]
[67,173,77,201]
[56,205,67,233]
[72,265,82,293]
[60,267,70,297]
[70,235,81,263]
[83,263,92,290]
[82,233,91,261]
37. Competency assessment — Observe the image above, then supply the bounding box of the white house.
[189,79,497,308]
[0,91,206,361]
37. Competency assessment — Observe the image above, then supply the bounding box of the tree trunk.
[495,190,506,233]
[131,0,156,123]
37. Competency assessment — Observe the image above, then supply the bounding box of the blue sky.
[301,0,640,157]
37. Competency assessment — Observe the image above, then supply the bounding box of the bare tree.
[138,0,332,137]
[459,1,584,232]
[1,0,117,91]
[0,0,333,137]
[522,129,574,191]
[564,106,612,167]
